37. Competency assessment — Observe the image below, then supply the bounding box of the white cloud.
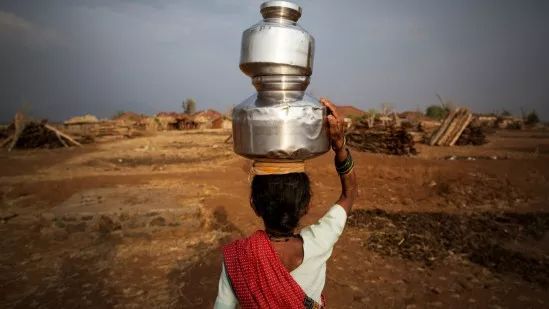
[0,10,64,49]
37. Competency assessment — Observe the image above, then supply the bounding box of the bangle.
[335,148,354,175]
[335,148,351,168]
[338,160,354,175]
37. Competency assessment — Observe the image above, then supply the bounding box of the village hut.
[193,109,223,129]
[212,116,232,129]
[154,112,179,131]
[475,114,498,128]
[496,116,524,129]
[63,114,99,136]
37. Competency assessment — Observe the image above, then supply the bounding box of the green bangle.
[337,159,352,173]
[338,159,354,175]
[336,148,353,174]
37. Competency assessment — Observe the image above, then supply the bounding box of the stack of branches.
[429,107,474,146]
[455,125,487,146]
[1,113,82,151]
[0,124,13,140]
[346,128,417,155]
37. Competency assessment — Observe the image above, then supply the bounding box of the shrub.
[425,105,448,120]
[525,110,540,125]
[500,109,512,117]
[182,98,197,115]
[112,110,125,119]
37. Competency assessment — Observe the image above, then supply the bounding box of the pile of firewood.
[346,128,417,155]
[0,125,12,140]
[455,125,487,146]
[422,107,491,147]
[1,113,82,151]
[429,108,474,146]
[13,121,66,148]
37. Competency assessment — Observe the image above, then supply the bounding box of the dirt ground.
[1,129,548,308]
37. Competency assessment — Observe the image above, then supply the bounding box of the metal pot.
[239,1,314,79]
[233,1,329,162]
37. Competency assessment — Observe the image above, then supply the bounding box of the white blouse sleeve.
[214,263,238,309]
[299,204,347,260]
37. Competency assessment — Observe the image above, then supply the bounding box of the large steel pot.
[233,90,329,161]
[239,1,315,79]
[233,1,329,162]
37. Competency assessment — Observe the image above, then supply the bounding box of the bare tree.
[380,102,393,116]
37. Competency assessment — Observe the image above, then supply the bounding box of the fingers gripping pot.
[233,1,330,162]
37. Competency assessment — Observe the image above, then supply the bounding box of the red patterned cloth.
[223,230,319,309]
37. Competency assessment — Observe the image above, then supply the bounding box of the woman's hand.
[320,98,357,215]
[320,98,346,153]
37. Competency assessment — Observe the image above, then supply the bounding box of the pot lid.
[260,1,302,22]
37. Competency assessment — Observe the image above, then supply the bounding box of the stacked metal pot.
[232,1,329,162]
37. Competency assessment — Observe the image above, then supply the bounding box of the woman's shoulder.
[223,230,268,254]
[302,204,347,236]
[299,204,347,257]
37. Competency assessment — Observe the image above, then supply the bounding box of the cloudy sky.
[0,0,548,122]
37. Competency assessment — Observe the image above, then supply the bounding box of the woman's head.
[251,172,311,234]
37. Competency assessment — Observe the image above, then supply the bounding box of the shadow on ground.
[168,206,243,308]
[348,209,549,287]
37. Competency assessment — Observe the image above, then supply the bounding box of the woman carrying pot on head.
[214,98,358,309]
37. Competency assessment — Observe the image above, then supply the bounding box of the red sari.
[223,230,323,309]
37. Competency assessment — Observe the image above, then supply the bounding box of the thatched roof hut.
[64,114,99,125]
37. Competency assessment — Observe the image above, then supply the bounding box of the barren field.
[1,129,548,308]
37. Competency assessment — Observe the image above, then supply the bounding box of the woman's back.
[215,204,348,307]
[214,98,357,308]
[271,237,304,272]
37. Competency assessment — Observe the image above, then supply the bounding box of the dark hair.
[251,172,311,234]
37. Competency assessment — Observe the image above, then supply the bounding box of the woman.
[214,99,358,308]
